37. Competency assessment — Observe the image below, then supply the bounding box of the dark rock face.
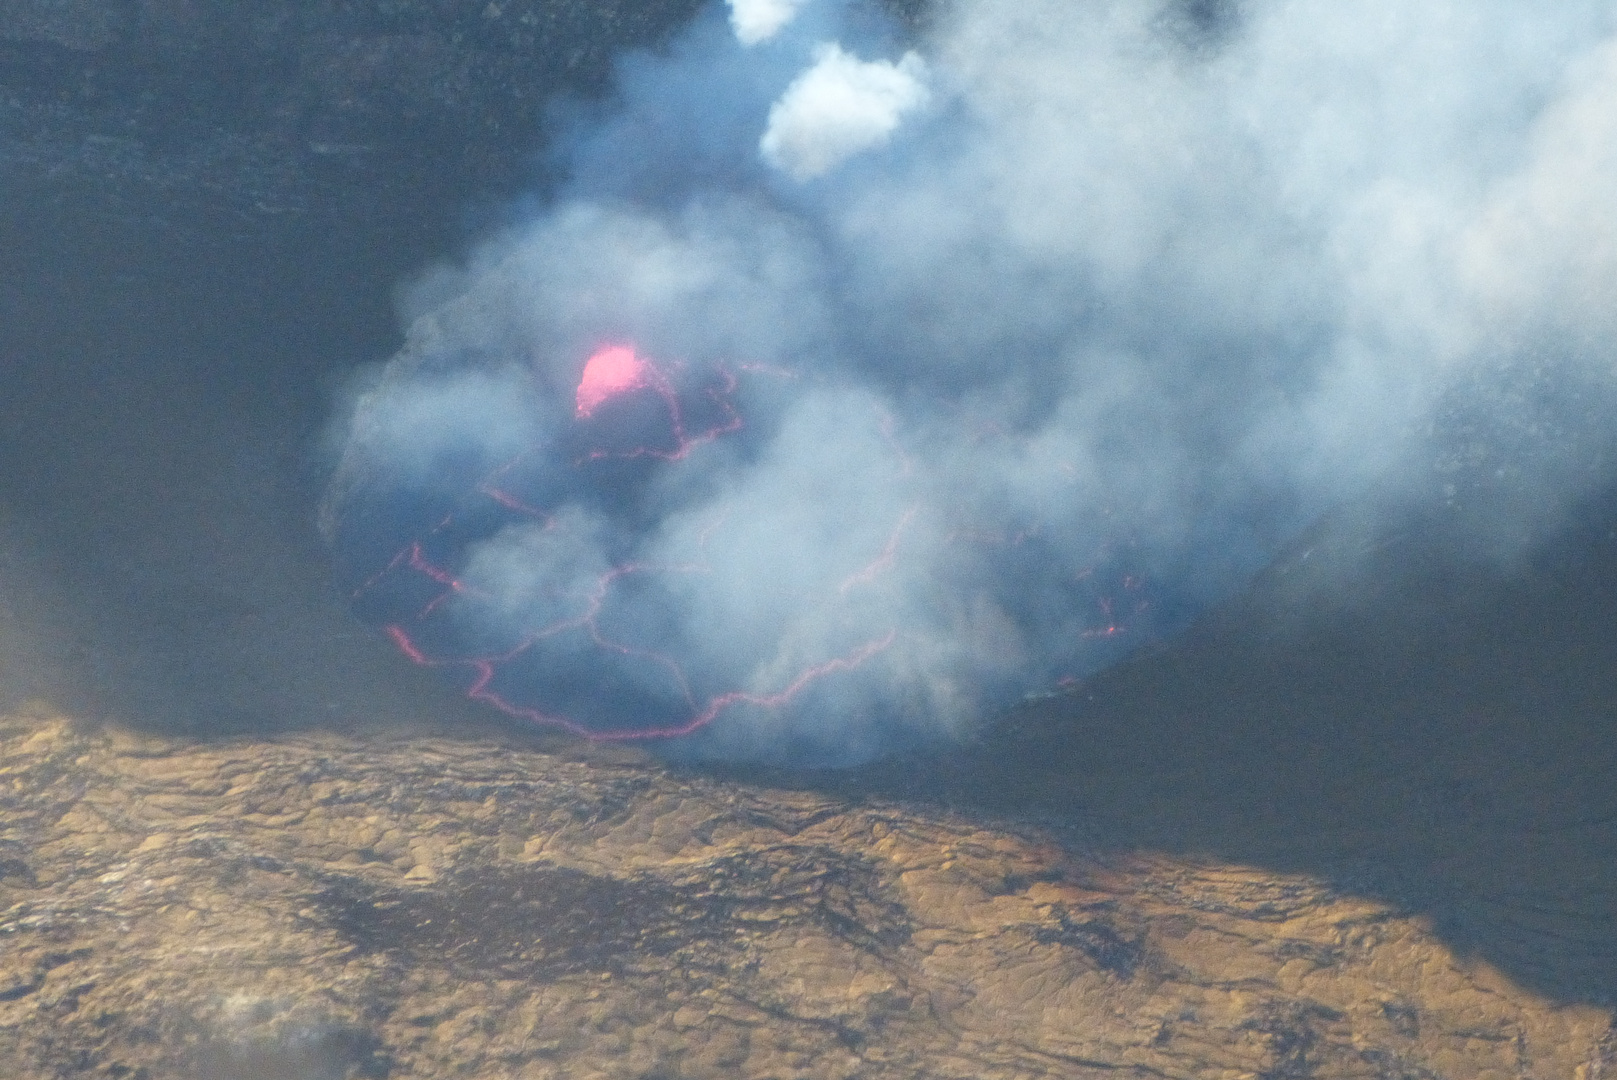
[0,0,126,51]
[0,0,705,218]
[1,711,1612,1079]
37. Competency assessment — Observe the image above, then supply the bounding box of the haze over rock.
[0,0,706,221]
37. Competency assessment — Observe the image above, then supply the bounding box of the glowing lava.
[568,345,743,463]
[343,346,907,743]
[369,530,899,742]
[576,345,654,418]
[340,344,1155,746]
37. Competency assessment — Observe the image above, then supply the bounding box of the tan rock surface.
[1,710,1611,1079]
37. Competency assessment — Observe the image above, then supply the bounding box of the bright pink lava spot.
[576,346,651,418]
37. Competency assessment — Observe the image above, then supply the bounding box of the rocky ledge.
[0,0,706,224]
[0,710,1610,1080]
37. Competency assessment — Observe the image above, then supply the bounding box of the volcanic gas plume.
[323,0,1617,763]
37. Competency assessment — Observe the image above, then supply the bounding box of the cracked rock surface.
[1,711,1611,1079]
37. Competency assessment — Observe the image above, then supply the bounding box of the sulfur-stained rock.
[0,710,1611,1079]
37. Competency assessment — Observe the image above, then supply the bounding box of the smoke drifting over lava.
[323,0,1617,763]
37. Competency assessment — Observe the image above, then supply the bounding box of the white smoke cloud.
[760,44,929,180]
[1458,37,1617,346]
[727,0,810,46]
[326,0,1617,763]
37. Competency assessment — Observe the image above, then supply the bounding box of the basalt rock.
[0,0,707,223]
[1,709,1610,1079]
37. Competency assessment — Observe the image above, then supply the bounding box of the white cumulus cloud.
[727,0,809,46]
[761,44,930,181]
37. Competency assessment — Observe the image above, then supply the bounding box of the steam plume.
[729,0,810,45]
[324,0,1617,763]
